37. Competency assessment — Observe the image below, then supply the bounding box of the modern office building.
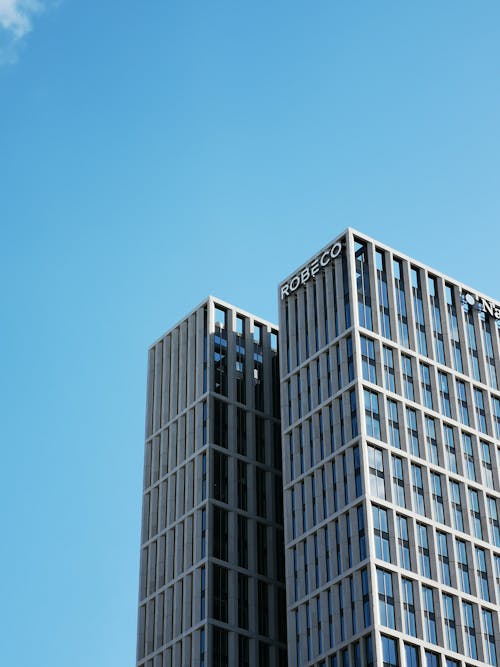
[136,297,287,667]
[279,228,500,667]
[137,228,500,667]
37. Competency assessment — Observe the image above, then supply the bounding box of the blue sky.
[1,2,500,665]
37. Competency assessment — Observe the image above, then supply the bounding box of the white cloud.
[0,0,45,64]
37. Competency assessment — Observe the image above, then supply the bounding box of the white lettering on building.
[280,242,343,300]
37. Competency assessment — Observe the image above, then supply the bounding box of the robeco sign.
[280,242,343,300]
[463,292,500,320]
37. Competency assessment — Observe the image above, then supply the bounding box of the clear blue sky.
[1,2,499,665]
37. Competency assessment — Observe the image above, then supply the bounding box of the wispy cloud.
[0,0,45,64]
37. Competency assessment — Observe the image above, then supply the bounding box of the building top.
[278,227,500,315]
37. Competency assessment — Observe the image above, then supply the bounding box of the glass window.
[425,417,438,466]
[401,355,414,401]
[438,371,452,417]
[394,258,409,348]
[456,539,471,594]
[463,601,477,659]
[445,284,463,373]
[377,569,395,629]
[397,514,411,570]
[361,335,377,384]
[364,389,381,439]
[411,267,427,356]
[442,593,457,651]
[402,578,416,636]
[430,473,444,524]
[417,523,431,578]
[387,399,401,449]
[383,346,396,392]
[443,425,457,473]
[392,455,405,507]
[462,432,476,481]
[488,496,500,547]
[422,586,436,644]
[469,487,483,539]
[411,464,425,515]
[436,532,450,585]
[476,547,490,601]
[428,276,445,364]
[376,250,392,339]
[449,481,463,532]
[419,363,433,410]
[368,446,386,499]
[482,608,497,666]
[406,408,419,457]
[373,505,391,562]
[456,380,470,426]
[355,241,373,330]
[381,635,398,667]
[474,388,488,434]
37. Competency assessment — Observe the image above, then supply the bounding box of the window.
[476,547,490,601]
[466,310,481,382]
[383,346,396,392]
[405,643,419,667]
[482,608,497,666]
[401,355,414,401]
[436,532,450,585]
[462,432,476,481]
[361,336,377,383]
[361,568,371,627]
[402,578,416,636]
[481,440,494,488]
[456,380,469,426]
[411,464,425,515]
[443,425,457,473]
[364,389,381,439]
[446,284,463,372]
[358,505,366,561]
[354,445,362,497]
[373,505,390,562]
[406,408,419,457]
[392,455,405,507]
[382,634,399,667]
[425,417,438,465]
[438,371,452,417]
[411,267,427,355]
[449,481,463,532]
[492,396,500,439]
[488,496,500,547]
[417,523,431,578]
[428,276,445,363]
[430,473,444,524]
[397,514,411,570]
[213,564,228,621]
[422,586,436,644]
[442,594,457,651]
[377,569,395,629]
[469,487,483,539]
[387,399,400,448]
[394,258,409,348]
[456,539,470,594]
[368,446,385,499]
[474,388,488,434]
[355,241,373,330]
[463,601,477,659]
[419,363,433,409]
[376,250,392,339]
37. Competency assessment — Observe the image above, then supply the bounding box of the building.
[279,228,500,667]
[136,297,287,667]
[137,229,500,667]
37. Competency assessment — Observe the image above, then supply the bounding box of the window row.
[368,446,500,546]
[355,237,500,390]
[372,503,500,604]
[292,572,371,664]
[284,334,354,426]
[285,395,359,483]
[289,506,366,600]
[361,348,500,440]
[377,569,498,664]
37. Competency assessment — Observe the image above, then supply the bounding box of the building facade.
[136,297,286,667]
[279,228,500,667]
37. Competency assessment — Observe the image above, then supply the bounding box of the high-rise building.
[137,229,500,667]
[136,297,286,667]
[279,228,500,667]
